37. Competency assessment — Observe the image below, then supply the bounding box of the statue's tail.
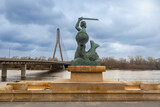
[86,40,99,61]
[90,40,99,51]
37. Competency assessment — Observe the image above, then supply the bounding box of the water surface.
[0,70,160,83]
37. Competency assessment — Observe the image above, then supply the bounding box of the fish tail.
[90,40,99,50]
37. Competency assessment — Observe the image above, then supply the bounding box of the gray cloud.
[0,0,160,60]
[4,0,64,25]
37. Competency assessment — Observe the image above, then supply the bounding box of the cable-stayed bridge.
[0,28,71,79]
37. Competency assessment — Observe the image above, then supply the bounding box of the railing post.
[21,64,27,78]
[2,64,7,78]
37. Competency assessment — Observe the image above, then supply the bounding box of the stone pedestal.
[69,66,105,82]
[50,66,125,91]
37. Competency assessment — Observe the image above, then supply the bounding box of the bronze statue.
[72,17,100,66]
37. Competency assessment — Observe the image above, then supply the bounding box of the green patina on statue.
[72,17,100,66]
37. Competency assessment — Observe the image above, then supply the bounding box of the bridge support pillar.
[2,64,7,78]
[50,64,56,71]
[50,64,66,71]
[21,64,27,78]
[62,65,65,70]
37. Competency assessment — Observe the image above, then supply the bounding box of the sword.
[82,17,99,21]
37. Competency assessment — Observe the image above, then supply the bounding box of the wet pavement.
[0,101,160,107]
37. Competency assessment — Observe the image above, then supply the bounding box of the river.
[0,70,160,83]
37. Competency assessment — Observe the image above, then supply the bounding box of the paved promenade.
[0,102,160,107]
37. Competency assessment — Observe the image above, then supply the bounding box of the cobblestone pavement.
[0,102,160,107]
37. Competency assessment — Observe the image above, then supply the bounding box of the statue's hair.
[80,21,86,28]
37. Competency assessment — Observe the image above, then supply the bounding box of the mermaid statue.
[72,17,100,66]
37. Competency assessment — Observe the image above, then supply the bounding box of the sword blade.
[82,18,99,21]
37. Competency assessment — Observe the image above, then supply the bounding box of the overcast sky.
[0,0,160,60]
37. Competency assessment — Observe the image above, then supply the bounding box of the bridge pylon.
[53,28,63,61]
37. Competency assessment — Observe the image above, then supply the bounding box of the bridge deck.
[0,58,71,65]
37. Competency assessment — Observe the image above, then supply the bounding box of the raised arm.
[75,17,83,31]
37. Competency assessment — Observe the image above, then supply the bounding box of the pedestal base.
[71,73,103,82]
[50,79,124,91]
[51,66,125,91]
[69,66,106,82]
[1,81,160,101]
